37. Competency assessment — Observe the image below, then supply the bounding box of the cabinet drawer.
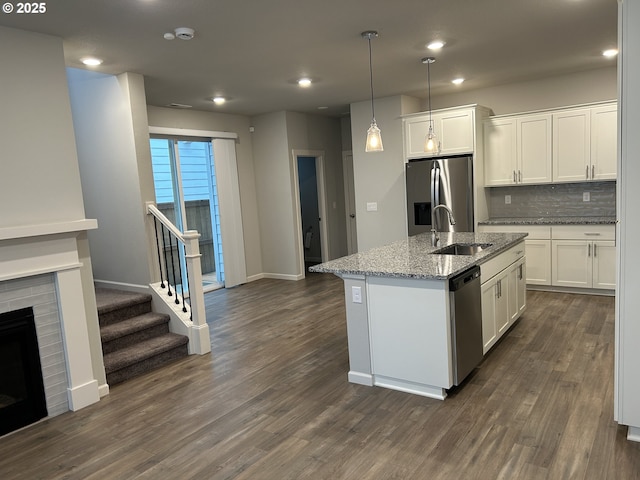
[551,225,615,241]
[480,241,526,282]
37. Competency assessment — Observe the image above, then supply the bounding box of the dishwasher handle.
[449,266,481,291]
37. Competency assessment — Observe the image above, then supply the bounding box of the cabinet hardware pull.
[519,264,523,280]
[513,170,517,183]
[588,244,591,257]
[584,233,601,236]
[592,165,595,179]
[594,243,597,257]
[518,170,522,183]
[586,165,589,179]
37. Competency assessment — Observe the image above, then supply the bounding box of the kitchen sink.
[432,243,493,255]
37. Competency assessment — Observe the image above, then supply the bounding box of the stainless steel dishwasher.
[449,265,483,386]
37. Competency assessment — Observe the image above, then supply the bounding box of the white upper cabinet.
[553,104,617,182]
[483,114,552,186]
[483,117,517,185]
[403,107,477,159]
[485,102,617,186]
[552,108,591,182]
[517,114,553,184]
[590,104,618,181]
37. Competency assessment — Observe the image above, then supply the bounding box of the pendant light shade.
[422,56,440,154]
[363,31,383,152]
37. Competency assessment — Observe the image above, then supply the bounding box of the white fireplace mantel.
[0,218,100,412]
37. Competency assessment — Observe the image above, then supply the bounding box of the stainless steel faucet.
[431,204,456,246]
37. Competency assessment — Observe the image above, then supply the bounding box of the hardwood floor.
[1,273,639,479]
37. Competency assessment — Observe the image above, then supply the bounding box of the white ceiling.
[0,0,618,117]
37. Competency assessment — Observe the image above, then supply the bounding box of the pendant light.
[362,31,383,152]
[422,56,440,154]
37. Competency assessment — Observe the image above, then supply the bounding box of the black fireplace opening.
[0,307,47,436]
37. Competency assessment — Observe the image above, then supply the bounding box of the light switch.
[352,286,362,304]
[366,202,378,212]
[583,192,591,202]
[505,195,511,205]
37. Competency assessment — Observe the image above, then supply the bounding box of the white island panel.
[367,277,452,399]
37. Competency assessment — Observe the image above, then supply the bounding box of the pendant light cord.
[368,36,376,121]
[427,60,432,125]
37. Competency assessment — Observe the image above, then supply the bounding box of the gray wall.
[0,27,87,227]
[0,27,104,387]
[350,95,421,251]
[617,0,640,433]
[68,69,152,288]
[285,111,347,260]
[146,106,263,280]
[431,67,617,115]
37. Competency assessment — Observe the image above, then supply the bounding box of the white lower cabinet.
[552,240,615,289]
[481,249,526,354]
[478,225,551,285]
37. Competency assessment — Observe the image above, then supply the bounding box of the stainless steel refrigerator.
[406,155,474,236]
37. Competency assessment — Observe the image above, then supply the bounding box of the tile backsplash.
[487,181,616,218]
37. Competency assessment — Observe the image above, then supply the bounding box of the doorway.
[150,137,224,292]
[293,150,329,276]
[342,151,358,254]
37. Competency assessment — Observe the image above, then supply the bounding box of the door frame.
[291,149,330,277]
[342,150,357,254]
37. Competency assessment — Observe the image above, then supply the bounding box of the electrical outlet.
[505,195,511,205]
[583,192,591,202]
[366,202,378,212]
[351,286,362,304]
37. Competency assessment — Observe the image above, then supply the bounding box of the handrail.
[145,201,210,355]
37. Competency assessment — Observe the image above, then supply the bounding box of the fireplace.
[0,307,47,436]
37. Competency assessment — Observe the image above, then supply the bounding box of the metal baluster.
[162,224,173,297]
[153,217,166,289]
[168,234,180,304]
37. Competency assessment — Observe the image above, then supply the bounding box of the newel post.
[183,230,211,355]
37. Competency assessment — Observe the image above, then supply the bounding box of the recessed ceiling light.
[317,106,328,110]
[452,77,465,85]
[427,41,445,50]
[81,57,103,66]
[603,49,618,58]
[298,78,312,87]
[212,96,226,105]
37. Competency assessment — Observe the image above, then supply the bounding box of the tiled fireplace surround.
[0,220,101,420]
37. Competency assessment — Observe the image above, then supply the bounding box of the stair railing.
[146,202,210,355]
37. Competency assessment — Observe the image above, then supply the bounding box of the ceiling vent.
[166,103,193,109]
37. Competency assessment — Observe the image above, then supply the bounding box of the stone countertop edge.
[308,232,527,281]
[478,216,616,225]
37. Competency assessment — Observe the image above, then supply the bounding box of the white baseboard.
[93,279,149,294]
[67,379,100,411]
[98,383,110,398]
[348,371,374,386]
[262,272,305,281]
[246,273,265,283]
[628,426,640,442]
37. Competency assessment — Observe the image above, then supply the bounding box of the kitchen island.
[310,231,527,400]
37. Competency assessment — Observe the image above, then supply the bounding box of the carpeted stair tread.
[95,288,152,315]
[100,312,170,343]
[103,333,189,374]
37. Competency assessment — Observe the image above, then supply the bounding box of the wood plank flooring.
[1,273,639,479]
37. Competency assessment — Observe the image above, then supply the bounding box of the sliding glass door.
[150,137,224,292]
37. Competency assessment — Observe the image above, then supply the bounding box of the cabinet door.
[484,118,517,186]
[517,114,553,184]
[591,105,618,180]
[552,240,592,288]
[593,240,616,289]
[507,264,519,324]
[495,273,510,336]
[404,117,431,159]
[438,109,474,155]
[516,260,527,316]
[553,109,591,183]
[524,239,552,285]
[481,280,498,354]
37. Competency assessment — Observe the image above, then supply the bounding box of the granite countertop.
[479,216,616,225]
[309,232,527,280]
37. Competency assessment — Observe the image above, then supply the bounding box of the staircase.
[96,288,189,385]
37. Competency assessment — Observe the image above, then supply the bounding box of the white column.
[184,230,211,355]
[55,267,100,410]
